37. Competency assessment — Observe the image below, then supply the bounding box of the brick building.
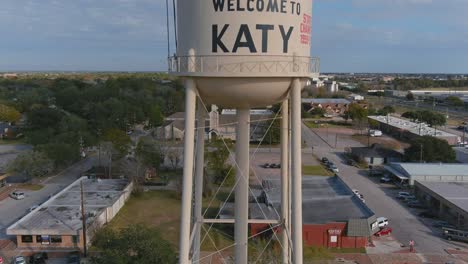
[7,177,132,252]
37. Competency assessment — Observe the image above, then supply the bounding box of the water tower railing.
[168,55,320,77]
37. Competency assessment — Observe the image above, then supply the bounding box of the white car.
[13,256,26,264]
[397,192,412,199]
[10,191,25,200]
[377,217,389,228]
[352,189,360,195]
[369,129,383,137]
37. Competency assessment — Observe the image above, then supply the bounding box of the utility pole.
[97,129,101,168]
[80,180,88,257]
[420,143,423,163]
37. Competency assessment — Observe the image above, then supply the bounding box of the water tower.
[169,1,319,263]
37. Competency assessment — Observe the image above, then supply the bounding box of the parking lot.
[302,123,468,254]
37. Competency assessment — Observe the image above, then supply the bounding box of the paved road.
[302,124,466,254]
[0,156,97,240]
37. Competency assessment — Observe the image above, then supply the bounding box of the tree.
[206,138,234,185]
[263,119,280,145]
[0,104,21,123]
[91,225,177,264]
[148,105,164,128]
[402,111,418,121]
[7,150,54,179]
[447,96,465,107]
[406,92,415,101]
[378,106,395,116]
[135,138,164,171]
[404,136,456,163]
[103,128,131,157]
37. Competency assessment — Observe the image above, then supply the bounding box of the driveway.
[302,123,466,254]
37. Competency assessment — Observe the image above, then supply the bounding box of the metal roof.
[388,163,468,177]
[416,181,468,213]
[301,98,351,105]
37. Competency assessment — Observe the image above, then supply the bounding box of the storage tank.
[171,0,318,108]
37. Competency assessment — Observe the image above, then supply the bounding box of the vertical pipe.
[281,99,290,264]
[179,79,197,264]
[235,109,250,264]
[291,79,303,264]
[193,102,206,262]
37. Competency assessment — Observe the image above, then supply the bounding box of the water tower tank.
[171,0,317,108]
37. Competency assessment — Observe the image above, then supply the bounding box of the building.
[302,98,351,116]
[350,144,402,166]
[348,94,364,101]
[160,107,274,142]
[368,115,460,145]
[7,177,132,252]
[221,176,377,249]
[384,163,468,186]
[414,181,468,228]
[324,80,339,93]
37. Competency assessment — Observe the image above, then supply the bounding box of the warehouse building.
[368,115,460,145]
[221,176,378,249]
[384,163,468,186]
[7,177,132,252]
[414,181,468,228]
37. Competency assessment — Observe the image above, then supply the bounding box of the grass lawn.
[18,183,44,191]
[305,121,352,129]
[107,190,233,251]
[351,135,403,150]
[302,165,332,176]
[0,138,26,145]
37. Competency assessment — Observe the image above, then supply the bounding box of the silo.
[169,1,319,263]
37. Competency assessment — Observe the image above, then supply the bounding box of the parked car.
[432,221,456,229]
[377,217,389,228]
[369,129,383,137]
[443,227,468,242]
[418,211,437,219]
[67,252,80,264]
[28,205,39,212]
[261,163,270,168]
[321,157,329,164]
[375,227,393,237]
[270,164,280,169]
[29,252,48,264]
[328,164,339,173]
[352,189,360,195]
[380,176,392,183]
[347,159,358,167]
[397,192,412,199]
[12,256,26,264]
[407,201,426,209]
[9,191,25,200]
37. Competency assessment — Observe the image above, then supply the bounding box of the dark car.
[407,201,426,209]
[432,221,456,229]
[270,164,280,169]
[29,252,48,264]
[418,211,437,219]
[321,157,329,164]
[347,159,358,167]
[67,252,80,264]
[261,163,270,168]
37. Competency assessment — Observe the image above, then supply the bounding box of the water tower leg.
[281,99,290,264]
[235,108,250,264]
[179,79,198,264]
[193,101,206,262]
[291,79,303,264]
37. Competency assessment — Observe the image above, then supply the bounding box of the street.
[301,123,466,254]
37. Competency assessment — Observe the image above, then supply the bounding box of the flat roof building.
[384,163,468,185]
[414,181,468,229]
[368,115,460,145]
[7,177,132,252]
[221,176,377,249]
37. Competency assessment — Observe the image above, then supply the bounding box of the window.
[51,235,62,243]
[36,235,50,245]
[72,235,80,243]
[21,235,33,243]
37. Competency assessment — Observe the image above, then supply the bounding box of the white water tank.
[171,0,319,108]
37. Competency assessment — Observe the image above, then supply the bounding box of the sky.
[0,0,467,73]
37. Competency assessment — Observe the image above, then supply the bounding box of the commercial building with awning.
[384,163,468,186]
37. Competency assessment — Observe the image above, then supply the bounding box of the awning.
[0,174,9,181]
[383,165,409,180]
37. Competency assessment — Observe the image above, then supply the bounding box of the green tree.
[404,136,456,163]
[0,104,21,123]
[91,225,177,264]
[378,106,395,116]
[406,92,415,101]
[148,105,164,128]
[135,138,164,170]
[447,96,465,107]
[263,119,281,145]
[206,138,235,185]
[7,150,54,179]
[103,128,131,156]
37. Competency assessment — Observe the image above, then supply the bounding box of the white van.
[10,191,25,200]
[369,129,383,137]
[377,217,389,228]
